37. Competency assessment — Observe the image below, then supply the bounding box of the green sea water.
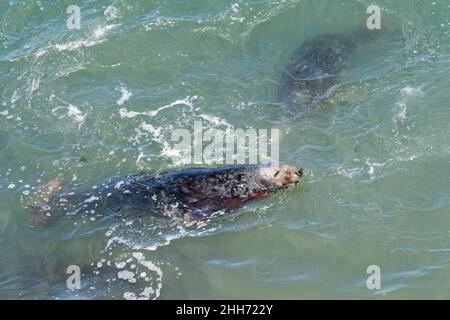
[2,0,450,299]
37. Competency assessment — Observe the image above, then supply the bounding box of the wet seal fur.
[27,164,302,227]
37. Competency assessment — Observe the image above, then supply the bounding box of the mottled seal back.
[28,164,302,227]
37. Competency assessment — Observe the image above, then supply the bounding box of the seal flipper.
[29,207,52,228]
[26,178,63,228]
[182,197,245,227]
[182,194,271,227]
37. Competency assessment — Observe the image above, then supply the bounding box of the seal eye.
[274,171,280,177]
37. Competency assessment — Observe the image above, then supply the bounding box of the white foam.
[198,114,232,128]
[392,86,421,122]
[138,122,163,142]
[10,90,19,105]
[67,104,86,127]
[54,38,98,52]
[52,104,86,128]
[160,145,183,160]
[117,270,137,283]
[136,231,187,252]
[133,252,163,299]
[123,292,137,300]
[119,96,197,119]
[144,18,176,31]
[104,5,120,21]
[401,86,422,96]
[84,195,99,203]
[33,24,118,56]
[394,102,407,120]
[116,87,132,106]
[105,235,129,250]
[231,3,240,14]
[119,108,140,119]
[31,77,40,92]
[79,24,115,49]
[115,180,125,189]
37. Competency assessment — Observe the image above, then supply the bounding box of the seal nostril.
[296,168,303,176]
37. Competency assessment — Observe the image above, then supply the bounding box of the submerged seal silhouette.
[280,33,355,107]
[279,29,388,110]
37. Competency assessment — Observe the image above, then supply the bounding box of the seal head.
[258,164,303,191]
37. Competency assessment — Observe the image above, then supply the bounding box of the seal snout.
[259,164,303,189]
[285,166,302,186]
